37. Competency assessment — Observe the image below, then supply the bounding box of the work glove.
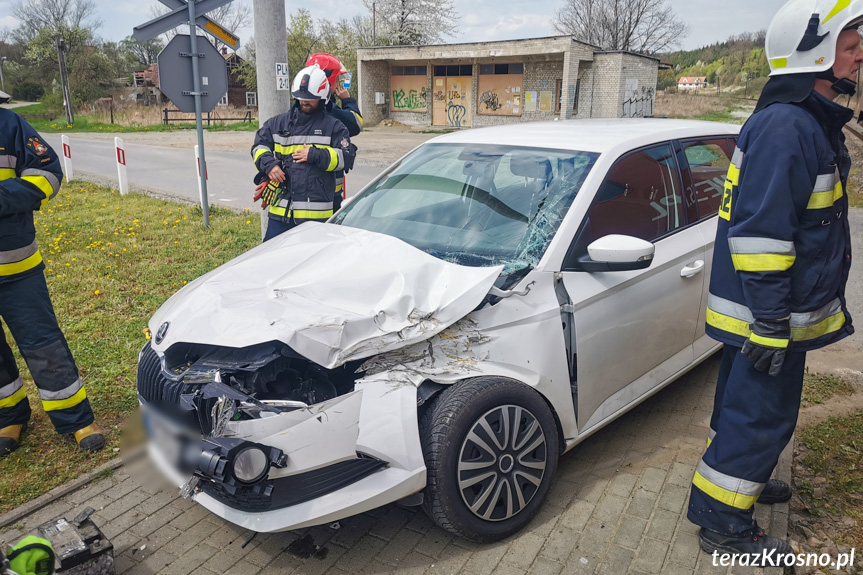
[253,179,285,209]
[741,318,791,376]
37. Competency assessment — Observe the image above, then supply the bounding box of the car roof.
[425,118,741,154]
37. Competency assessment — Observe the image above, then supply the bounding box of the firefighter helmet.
[291,65,330,101]
[306,53,348,89]
[766,0,863,76]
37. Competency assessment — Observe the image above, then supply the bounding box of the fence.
[163,108,253,126]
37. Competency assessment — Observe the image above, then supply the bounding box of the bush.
[14,81,44,101]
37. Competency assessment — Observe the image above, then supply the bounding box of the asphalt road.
[42,135,386,211]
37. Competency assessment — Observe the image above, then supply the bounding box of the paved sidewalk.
[0,354,786,575]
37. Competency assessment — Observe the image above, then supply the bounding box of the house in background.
[217,48,257,108]
[677,76,708,91]
[130,48,257,110]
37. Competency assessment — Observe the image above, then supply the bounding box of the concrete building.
[356,36,659,129]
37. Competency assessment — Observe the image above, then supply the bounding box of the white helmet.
[291,65,330,101]
[766,0,863,76]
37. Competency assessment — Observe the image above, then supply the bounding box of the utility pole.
[252,0,290,126]
[252,0,289,239]
[55,36,74,125]
[0,57,6,92]
[373,2,376,45]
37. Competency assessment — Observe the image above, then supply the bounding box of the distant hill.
[658,31,770,94]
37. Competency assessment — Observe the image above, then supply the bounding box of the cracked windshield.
[332,143,598,276]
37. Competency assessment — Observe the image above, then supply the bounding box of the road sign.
[276,62,290,91]
[155,0,240,49]
[133,0,235,43]
[157,34,227,113]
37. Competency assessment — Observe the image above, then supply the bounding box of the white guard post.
[194,145,208,209]
[114,137,128,195]
[60,135,73,182]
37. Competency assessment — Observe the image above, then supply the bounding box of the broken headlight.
[181,437,287,492]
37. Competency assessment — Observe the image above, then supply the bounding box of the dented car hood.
[149,223,503,369]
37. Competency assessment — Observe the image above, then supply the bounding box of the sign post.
[115,137,128,196]
[133,0,235,228]
[60,134,73,182]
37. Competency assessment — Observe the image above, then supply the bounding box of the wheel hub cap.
[457,404,548,522]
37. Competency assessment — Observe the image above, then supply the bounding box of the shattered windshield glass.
[332,143,598,276]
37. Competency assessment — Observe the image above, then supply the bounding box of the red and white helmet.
[306,53,348,89]
[291,65,330,101]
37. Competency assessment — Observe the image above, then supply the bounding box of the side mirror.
[581,234,655,272]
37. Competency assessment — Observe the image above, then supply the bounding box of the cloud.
[462,13,554,42]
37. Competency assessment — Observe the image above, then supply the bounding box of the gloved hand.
[741,318,791,376]
[253,179,285,209]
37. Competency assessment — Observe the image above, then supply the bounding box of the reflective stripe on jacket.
[0,109,63,283]
[706,92,854,351]
[251,103,354,223]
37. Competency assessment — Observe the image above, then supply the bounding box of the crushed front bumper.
[142,378,426,533]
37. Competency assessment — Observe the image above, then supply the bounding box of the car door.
[559,142,706,431]
[677,137,736,359]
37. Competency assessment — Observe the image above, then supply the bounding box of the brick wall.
[620,53,658,118]
[357,60,389,126]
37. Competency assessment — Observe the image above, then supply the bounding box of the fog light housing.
[232,446,269,484]
[179,437,287,492]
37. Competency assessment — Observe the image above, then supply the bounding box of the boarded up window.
[391,66,428,113]
[477,63,523,116]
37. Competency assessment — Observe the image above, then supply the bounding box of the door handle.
[680,260,705,278]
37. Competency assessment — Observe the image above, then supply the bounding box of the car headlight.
[232,446,269,484]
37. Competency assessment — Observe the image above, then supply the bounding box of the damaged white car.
[138,119,740,542]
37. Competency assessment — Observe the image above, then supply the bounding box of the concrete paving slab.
[0,354,790,574]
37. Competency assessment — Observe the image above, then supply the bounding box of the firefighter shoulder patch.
[340,138,349,149]
[27,137,48,155]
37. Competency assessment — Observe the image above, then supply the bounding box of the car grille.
[137,342,215,433]
[201,455,388,512]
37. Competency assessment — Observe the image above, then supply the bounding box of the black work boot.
[699,526,793,562]
[0,423,25,456]
[73,423,106,453]
[756,479,792,504]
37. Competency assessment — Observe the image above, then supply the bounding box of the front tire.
[420,377,559,542]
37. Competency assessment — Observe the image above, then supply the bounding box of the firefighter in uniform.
[252,64,356,241]
[0,109,105,455]
[305,53,364,211]
[690,0,861,557]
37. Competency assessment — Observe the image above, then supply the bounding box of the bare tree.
[362,0,458,46]
[553,0,688,54]
[10,0,98,41]
[10,0,101,44]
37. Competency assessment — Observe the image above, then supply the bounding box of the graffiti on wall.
[479,90,502,112]
[622,86,655,118]
[392,87,427,110]
[447,103,466,126]
[433,90,445,102]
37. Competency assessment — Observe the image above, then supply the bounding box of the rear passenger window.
[587,143,684,242]
[680,139,733,221]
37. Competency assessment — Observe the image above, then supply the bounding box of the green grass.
[13,103,257,134]
[692,109,744,124]
[802,372,856,406]
[798,411,863,525]
[0,181,261,514]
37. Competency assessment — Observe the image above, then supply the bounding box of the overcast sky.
[0,0,790,52]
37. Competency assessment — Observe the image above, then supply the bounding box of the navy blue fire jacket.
[0,108,63,283]
[706,92,854,351]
